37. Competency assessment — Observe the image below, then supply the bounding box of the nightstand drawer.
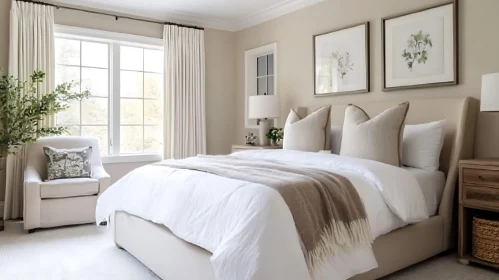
[462,168,499,186]
[462,184,499,208]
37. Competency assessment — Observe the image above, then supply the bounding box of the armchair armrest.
[24,166,42,230]
[92,165,111,195]
[25,165,42,184]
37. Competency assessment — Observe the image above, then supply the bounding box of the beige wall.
[0,2,235,188]
[234,0,499,158]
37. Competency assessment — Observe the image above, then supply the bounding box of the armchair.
[24,136,110,232]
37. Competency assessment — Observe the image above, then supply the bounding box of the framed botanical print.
[382,2,457,91]
[314,22,370,96]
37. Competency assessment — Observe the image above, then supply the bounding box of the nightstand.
[231,145,282,153]
[458,159,499,268]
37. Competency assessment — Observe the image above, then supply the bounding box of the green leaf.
[0,70,91,154]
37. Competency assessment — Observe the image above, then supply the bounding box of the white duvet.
[96,150,428,280]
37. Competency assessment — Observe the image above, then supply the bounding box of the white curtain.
[163,25,206,159]
[3,1,55,220]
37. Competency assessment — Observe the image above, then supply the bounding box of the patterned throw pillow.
[43,146,93,181]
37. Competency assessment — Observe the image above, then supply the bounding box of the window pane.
[56,101,80,125]
[81,41,108,68]
[257,77,267,95]
[144,100,162,125]
[268,54,274,75]
[56,65,80,88]
[267,76,274,95]
[144,126,162,153]
[120,71,143,98]
[121,46,143,71]
[120,126,143,153]
[144,49,163,73]
[82,97,108,125]
[144,73,162,99]
[62,125,80,136]
[82,126,108,155]
[257,56,267,76]
[121,99,143,125]
[55,38,80,65]
[81,68,108,96]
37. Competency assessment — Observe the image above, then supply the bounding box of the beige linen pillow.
[339,102,410,166]
[283,106,330,152]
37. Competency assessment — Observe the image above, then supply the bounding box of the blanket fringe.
[307,219,373,272]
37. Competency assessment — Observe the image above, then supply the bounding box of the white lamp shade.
[481,73,499,112]
[248,95,280,119]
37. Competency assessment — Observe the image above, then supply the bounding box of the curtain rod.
[15,0,205,30]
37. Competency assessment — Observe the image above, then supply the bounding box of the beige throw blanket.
[155,155,373,270]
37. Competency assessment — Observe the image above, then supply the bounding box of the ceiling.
[50,0,323,31]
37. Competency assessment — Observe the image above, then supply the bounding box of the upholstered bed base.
[114,211,446,280]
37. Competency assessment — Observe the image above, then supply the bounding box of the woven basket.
[472,216,499,264]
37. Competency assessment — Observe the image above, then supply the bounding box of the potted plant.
[266,127,283,146]
[0,71,90,158]
[0,71,90,201]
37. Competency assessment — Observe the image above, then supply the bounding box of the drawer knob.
[478,176,485,181]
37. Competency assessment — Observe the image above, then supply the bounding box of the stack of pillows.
[283,102,446,172]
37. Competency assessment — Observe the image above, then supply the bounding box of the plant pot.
[270,139,278,146]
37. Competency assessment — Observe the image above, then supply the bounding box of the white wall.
[103,162,155,184]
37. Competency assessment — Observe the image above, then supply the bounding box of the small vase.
[270,139,277,146]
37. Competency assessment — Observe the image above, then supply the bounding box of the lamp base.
[259,119,271,146]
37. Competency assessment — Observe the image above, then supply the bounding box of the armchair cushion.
[43,146,93,180]
[40,178,99,199]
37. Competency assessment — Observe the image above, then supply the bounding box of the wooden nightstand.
[458,159,499,268]
[231,145,282,153]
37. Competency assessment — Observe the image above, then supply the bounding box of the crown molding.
[51,0,324,32]
[232,0,324,31]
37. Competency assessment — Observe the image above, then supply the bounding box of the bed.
[101,97,477,280]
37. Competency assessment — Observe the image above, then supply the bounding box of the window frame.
[244,43,278,129]
[55,25,164,164]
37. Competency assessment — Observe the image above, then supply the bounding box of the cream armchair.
[24,136,110,232]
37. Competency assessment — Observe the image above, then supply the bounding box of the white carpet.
[0,221,497,280]
[0,221,159,280]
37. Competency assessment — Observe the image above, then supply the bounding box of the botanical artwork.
[383,3,456,90]
[43,146,93,180]
[314,23,369,96]
[402,31,432,71]
[331,51,353,78]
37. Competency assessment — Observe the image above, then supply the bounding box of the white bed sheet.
[96,150,429,280]
[403,167,445,216]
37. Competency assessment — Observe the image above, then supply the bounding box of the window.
[55,39,110,154]
[55,26,163,162]
[244,43,277,129]
[257,54,274,96]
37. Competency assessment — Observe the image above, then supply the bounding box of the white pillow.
[402,120,446,171]
[340,102,409,167]
[330,125,343,154]
[283,106,330,152]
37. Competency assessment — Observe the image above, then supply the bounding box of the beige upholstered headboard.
[297,97,478,249]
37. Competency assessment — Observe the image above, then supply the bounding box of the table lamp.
[248,95,280,146]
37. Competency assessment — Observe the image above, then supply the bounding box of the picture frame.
[313,22,370,96]
[382,1,458,91]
